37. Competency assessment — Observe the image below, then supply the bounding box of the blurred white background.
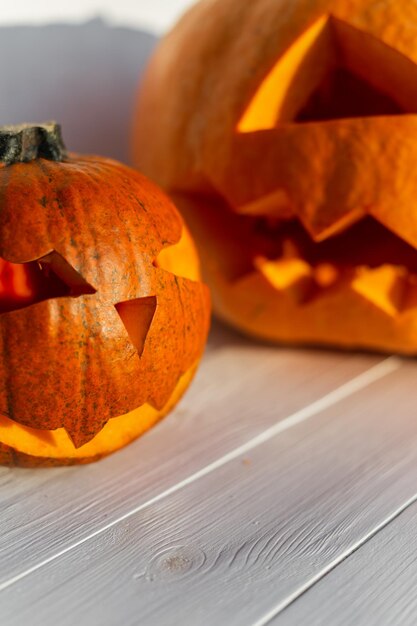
[0,1,198,162]
[0,0,196,34]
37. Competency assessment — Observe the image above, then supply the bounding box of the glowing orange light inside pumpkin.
[0,259,34,311]
[0,258,72,313]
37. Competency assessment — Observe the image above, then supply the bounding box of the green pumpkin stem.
[0,122,67,165]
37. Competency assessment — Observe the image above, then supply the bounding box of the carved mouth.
[247,215,417,315]
[178,191,417,320]
[0,363,196,462]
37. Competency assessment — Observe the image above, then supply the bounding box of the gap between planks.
[0,356,401,595]
[252,491,417,626]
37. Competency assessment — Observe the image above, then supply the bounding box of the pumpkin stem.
[0,122,67,165]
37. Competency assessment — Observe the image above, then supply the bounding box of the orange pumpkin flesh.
[134,0,417,353]
[0,123,210,466]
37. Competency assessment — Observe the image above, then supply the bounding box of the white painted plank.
[277,501,417,626]
[1,361,416,626]
[0,323,379,587]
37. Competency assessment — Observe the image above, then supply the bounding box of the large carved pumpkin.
[0,123,210,466]
[134,0,417,353]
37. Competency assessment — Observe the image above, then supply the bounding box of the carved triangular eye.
[238,15,417,132]
[115,296,157,357]
[0,250,96,314]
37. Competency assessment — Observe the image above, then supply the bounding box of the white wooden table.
[1,6,417,623]
[1,319,417,626]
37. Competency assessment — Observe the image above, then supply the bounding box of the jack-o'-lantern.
[134,0,417,353]
[0,123,210,466]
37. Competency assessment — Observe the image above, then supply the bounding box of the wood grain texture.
[278,501,417,626]
[0,323,380,587]
[2,358,416,626]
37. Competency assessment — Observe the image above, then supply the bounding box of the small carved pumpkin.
[134,0,417,353]
[0,123,210,466]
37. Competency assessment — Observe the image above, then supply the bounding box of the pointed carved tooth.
[370,206,417,252]
[65,425,103,450]
[238,190,294,219]
[301,206,365,242]
[351,266,407,317]
[255,256,316,303]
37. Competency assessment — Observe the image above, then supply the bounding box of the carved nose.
[115,296,157,358]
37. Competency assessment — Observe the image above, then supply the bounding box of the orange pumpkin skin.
[134,0,417,354]
[0,124,210,466]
